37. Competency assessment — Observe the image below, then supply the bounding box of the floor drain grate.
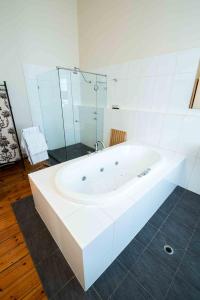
[164,245,174,255]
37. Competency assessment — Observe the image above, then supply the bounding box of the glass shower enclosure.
[37,67,107,163]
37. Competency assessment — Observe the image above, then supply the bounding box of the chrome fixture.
[56,66,106,77]
[95,140,105,152]
[94,83,99,92]
[137,168,151,178]
[164,245,174,255]
[73,67,92,84]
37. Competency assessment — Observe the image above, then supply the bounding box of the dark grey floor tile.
[188,220,200,255]
[135,222,157,247]
[147,231,185,272]
[18,211,47,240]
[149,209,167,229]
[188,238,200,256]
[159,193,180,215]
[170,202,199,230]
[130,249,174,300]
[37,248,74,298]
[166,273,200,300]
[26,228,58,264]
[48,156,59,166]
[173,186,186,198]
[93,260,127,299]
[49,143,94,163]
[118,238,144,270]
[160,214,193,249]
[179,250,200,291]
[54,278,100,300]
[179,190,200,212]
[12,196,36,222]
[111,272,153,300]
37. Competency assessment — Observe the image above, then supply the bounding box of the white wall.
[78,0,200,69]
[0,0,79,136]
[96,48,200,194]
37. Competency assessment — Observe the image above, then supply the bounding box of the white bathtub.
[55,144,164,205]
[29,142,184,290]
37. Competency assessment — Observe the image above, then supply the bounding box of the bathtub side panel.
[29,179,85,289]
[112,164,182,260]
[82,224,114,290]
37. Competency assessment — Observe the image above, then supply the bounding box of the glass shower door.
[58,68,97,160]
[37,67,107,164]
[96,74,107,146]
[37,70,67,163]
[75,71,97,152]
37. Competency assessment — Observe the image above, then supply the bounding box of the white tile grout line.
[51,276,103,300]
[92,286,104,300]
[163,215,200,299]
[51,276,75,300]
[112,260,156,299]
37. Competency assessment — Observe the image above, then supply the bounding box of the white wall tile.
[156,53,177,76]
[107,79,115,105]
[104,109,136,144]
[128,59,141,77]
[177,116,200,156]
[134,111,149,142]
[106,63,129,80]
[176,48,200,73]
[145,112,164,146]
[178,155,196,189]
[83,224,113,289]
[152,76,173,112]
[159,115,184,151]
[168,73,196,113]
[139,77,155,110]
[126,77,141,108]
[114,79,128,106]
[140,57,158,77]
[187,157,200,195]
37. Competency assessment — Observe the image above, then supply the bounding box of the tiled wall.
[96,48,200,195]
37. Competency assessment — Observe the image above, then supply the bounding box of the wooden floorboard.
[0,160,47,299]
[0,223,20,244]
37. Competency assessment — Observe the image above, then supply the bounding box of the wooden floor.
[0,160,48,299]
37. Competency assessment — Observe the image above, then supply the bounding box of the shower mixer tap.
[95,140,105,152]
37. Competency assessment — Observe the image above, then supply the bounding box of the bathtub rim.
[54,143,165,205]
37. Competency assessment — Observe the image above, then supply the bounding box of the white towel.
[31,151,49,164]
[21,126,40,151]
[23,132,47,155]
[21,126,49,164]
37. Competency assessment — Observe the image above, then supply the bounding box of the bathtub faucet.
[95,140,105,152]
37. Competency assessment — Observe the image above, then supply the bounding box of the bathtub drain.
[82,176,87,181]
[164,245,174,255]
